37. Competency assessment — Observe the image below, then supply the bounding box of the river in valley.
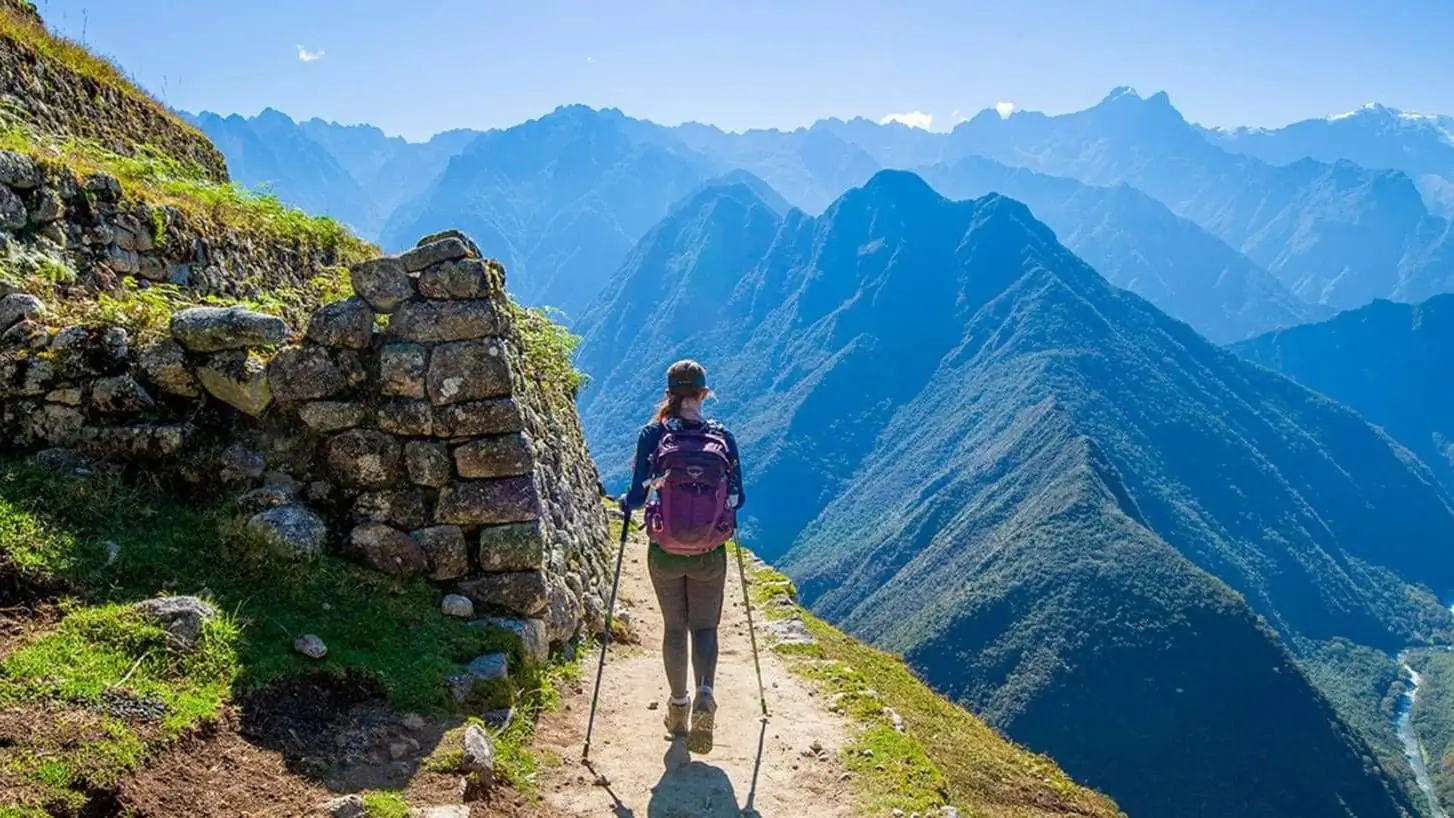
[1395,652,1448,818]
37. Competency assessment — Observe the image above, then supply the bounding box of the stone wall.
[0,149,362,306]
[0,2,229,182]
[0,230,612,648]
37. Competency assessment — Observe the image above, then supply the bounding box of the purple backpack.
[645,422,736,556]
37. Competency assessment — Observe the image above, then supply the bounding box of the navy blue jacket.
[623,417,745,511]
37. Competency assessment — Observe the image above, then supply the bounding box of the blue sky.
[33,0,1454,142]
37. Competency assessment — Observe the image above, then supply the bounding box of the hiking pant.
[647,543,727,700]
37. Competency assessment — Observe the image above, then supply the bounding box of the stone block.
[434,399,524,437]
[458,570,549,617]
[400,236,472,273]
[351,522,428,576]
[378,398,434,436]
[379,342,428,398]
[324,429,403,489]
[306,296,374,350]
[297,401,367,434]
[197,351,272,416]
[350,256,415,313]
[404,440,451,487]
[89,374,154,414]
[453,433,533,479]
[267,345,349,403]
[135,340,199,397]
[352,487,433,530]
[436,477,540,526]
[477,521,546,572]
[386,300,501,343]
[171,306,288,352]
[418,258,497,300]
[427,339,511,406]
[412,525,470,581]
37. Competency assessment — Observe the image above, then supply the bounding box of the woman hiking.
[619,359,745,755]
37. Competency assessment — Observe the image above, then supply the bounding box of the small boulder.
[246,505,327,559]
[294,634,328,659]
[322,794,366,818]
[0,150,41,189]
[474,617,549,665]
[133,595,217,652]
[447,652,511,707]
[400,236,472,273]
[0,185,26,230]
[349,256,415,313]
[418,258,498,300]
[324,429,404,489]
[417,229,482,259]
[235,485,294,516]
[297,401,367,434]
[171,306,289,352]
[461,722,496,794]
[305,296,374,350]
[0,293,45,331]
[403,440,451,488]
[441,594,475,619]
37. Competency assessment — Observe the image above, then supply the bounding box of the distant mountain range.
[574,170,1454,817]
[188,88,1454,329]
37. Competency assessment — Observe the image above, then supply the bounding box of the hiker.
[619,359,745,754]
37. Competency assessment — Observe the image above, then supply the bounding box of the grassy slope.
[737,544,1122,818]
[0,2,227,182]
[0,459,570,815]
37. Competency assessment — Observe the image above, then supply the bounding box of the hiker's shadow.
[648,739,761,818]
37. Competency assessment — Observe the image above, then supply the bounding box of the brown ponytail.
[652,359,709,424]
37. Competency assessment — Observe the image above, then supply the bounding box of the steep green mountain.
[380,105,719,319]
[576,170,1454,817]
[917,155,1319,342]
[187,109,381,236]
[1204,104,1454,218]
[671,122,881,213]
[941,88,1454,311]
[1233,295,1454,491]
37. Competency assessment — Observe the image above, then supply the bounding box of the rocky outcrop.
[0,3,228,181]
[0,230,612,652]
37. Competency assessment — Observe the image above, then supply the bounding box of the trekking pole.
[583,505,632,762]
[734,542,770,719]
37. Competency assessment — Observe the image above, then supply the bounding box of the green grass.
[735,545,1122,817]
[510,300,589,397]
[360,791,411,818]
[0,458,562,810]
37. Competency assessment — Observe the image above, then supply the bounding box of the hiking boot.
[663,698,691,737]
[688,689,716,754]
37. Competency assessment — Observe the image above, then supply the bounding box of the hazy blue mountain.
[299,121,485,218]
[942,87,1454,311]
[577,170,1447,817]
[917,155,1320,342]
[1234,294,1454,491]
[186,109,381,236]
[670,169,793,217]
[670,122,880,213]
[1205,104,1454,218]
[379,105,719,319]
[811,116,949,168]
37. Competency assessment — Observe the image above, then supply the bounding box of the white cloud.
[994,101,1016,119]
[297,45,325,63]
[879,110,934,130]
[586,55,594,63]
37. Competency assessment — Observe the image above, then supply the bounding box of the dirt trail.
[536,534,854,818]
